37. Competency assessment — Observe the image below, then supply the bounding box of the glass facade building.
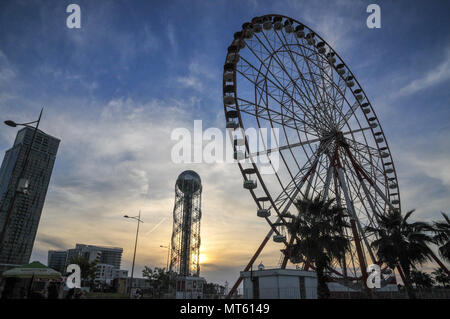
[47,250,68,273]
[0,127,60,264]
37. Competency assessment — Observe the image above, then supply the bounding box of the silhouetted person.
[47,283,59,299]
[65,288,75,299]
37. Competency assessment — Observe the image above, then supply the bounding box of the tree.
[142,266,175,298]
[410,270,434,289]
[204,282,225,297]
[365,209,435,299]
[286,197,350,299]
[432,212,450,263]
[68,256,98,288]
[432,268,450,288]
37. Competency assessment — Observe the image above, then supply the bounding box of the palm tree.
[365,209,434,299]
[286,197,350,299]
[432,268,450,288]
[410,270,434,289]
[432,212,450,263]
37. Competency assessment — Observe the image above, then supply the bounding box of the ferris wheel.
[223,14,403,293]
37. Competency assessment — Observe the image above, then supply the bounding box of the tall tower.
[169,170,202,277]
[0,127,60,265]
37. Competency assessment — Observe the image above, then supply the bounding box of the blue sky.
[0,0,449,285]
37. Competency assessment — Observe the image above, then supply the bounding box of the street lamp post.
[124,211,143,299]
[0,108,44,262]
[160,243,171,270]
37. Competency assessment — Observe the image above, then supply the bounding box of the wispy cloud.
[397,47,450,96]
[0,50,16,85]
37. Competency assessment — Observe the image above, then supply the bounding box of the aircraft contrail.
[144,217,167,236]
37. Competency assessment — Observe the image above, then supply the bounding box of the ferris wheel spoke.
[335,165,378,279]
[246,136,322,158]
[268,148,325,214]
[255,32,318,105]
[291,46,335,128]
[237,57,324,134]
[235,93,317,136]
[244,126,373,161]
[293,57,355,128]
[342,144,397,211]
[339,101,362,129]
[279,37,351,130]
[322,163,334,201]
[251,33,331,130]
[295,51,352,126]
[275,44,356,131]
[340,156,378,264]
[346,138,379,156]
[287,37,340,126]
[345,142,384,172]
[241,47,321,130]
[274,33,335,126]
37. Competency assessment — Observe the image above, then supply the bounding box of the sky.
[0,0,449,287]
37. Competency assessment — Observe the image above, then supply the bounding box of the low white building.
[95,263,115,284]
[95,264,129,285]
[241,267,399,299]
[113,269,128,279]
[241,268,318,299]
[175,276,205,299]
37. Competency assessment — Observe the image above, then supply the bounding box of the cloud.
[35,233,71,251]
[175,56,219,93]
[278,0,362,53]
[11,93,273,284]
[0,50,17,85]
[392,128,450,224]
[167,22,177,53]
[397,47,450,96]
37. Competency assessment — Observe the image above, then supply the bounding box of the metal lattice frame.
[169,172,202,277]
[223,14,404,293]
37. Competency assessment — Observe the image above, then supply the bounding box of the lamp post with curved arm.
[160,244,170,270]
[124,211,143,299]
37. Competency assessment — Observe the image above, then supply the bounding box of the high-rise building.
[0,127,60,265]
[47,250,68,273]
[67,244,123,269]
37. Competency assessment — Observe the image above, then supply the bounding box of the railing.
[239,287,450,299]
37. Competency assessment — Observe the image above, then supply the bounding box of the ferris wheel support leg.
[226,226,276,298]
[322,165,333,201]
[343,145,396,211]
[333,166,349,278]
[428,249,450,276]
[358,179,381,224]
[303,166,316,199]
[280,162,319,269]
[336,167,372,298]
[341,145,396,264]
[341,169,378,265]
[281,169,317,267]
[396,265,407,285]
